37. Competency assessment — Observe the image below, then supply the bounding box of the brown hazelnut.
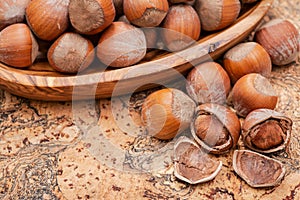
[233,150,286,188]
[25,0,69,41]
[47,32,95,73]
[0,23,38,68]
[0,0,31,31]
[223,42,272,83]
[161,4,201,52]
[186,62,231,105]
[69,0,115,35]
[242,108,292,153]
[194,0,241,31]
[228,73,278,117]
[174,136,222,184]
[96,22,147,67]
[254,18,300,66]
[141,88,196,140]
[191,103,241,154]
[123,0,169,27]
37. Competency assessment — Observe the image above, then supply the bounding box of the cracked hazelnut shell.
[141,88,196,140]
[174,136,222,184]
[242,108,292,153]
[191,103,241,154]
[123,0,169,27]
[233,150,286,188]
[186,62,231,105]
[228,73,278,117]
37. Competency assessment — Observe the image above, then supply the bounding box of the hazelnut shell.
[97,22,147,67]
[233,150,286,188]
[47,32,95,73]
[174,136,222,184]
[161,4,201,52]
[25,0,69,41]
[223,42,272,83]
[186,62,231,105]
[124,0,169,27]
[0,23,38,68]
[195,0,241,31]
[69,0,116,35]
[228,73,278,117]
[141,88,196,140]
[254,18,300,66]
[191,103,241,154]
[242,108,292,153]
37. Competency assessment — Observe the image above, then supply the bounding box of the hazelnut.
[194,0,241,31]
[141,88,196,140]
[228,73,278,117]
[242,108,292,153]
[47,32,95,73]
[97,22,147,67]
[161,4,201,52]
[174,136,222,184]
[191,103,241,154]
[255,18,300,65]
[0,0,31,31]
[186,62,231,105]
[123,0,169,27]
[25,0,69,41]
[69,0,115,35]
[233,150,286,188]
[0,23,38,68]
[223,42,272,83]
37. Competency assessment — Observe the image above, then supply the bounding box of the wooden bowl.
[0,0,273,101]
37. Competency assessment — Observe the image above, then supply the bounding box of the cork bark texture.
[1,0,300,199]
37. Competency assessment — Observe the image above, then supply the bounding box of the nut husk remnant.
[242,108,292,153]
[232,150,286,188]
[174,136,222,184]
[191,103,241,154]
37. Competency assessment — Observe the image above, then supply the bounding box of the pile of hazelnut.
[141,17,299,187]
[0,0,299,188]
[1,0,260,73]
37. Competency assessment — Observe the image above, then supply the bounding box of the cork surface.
[1,0,300,199]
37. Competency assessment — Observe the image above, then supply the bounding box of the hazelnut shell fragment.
[174,136,222,184]
[242,108,292,153]
[233,150,286,188]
